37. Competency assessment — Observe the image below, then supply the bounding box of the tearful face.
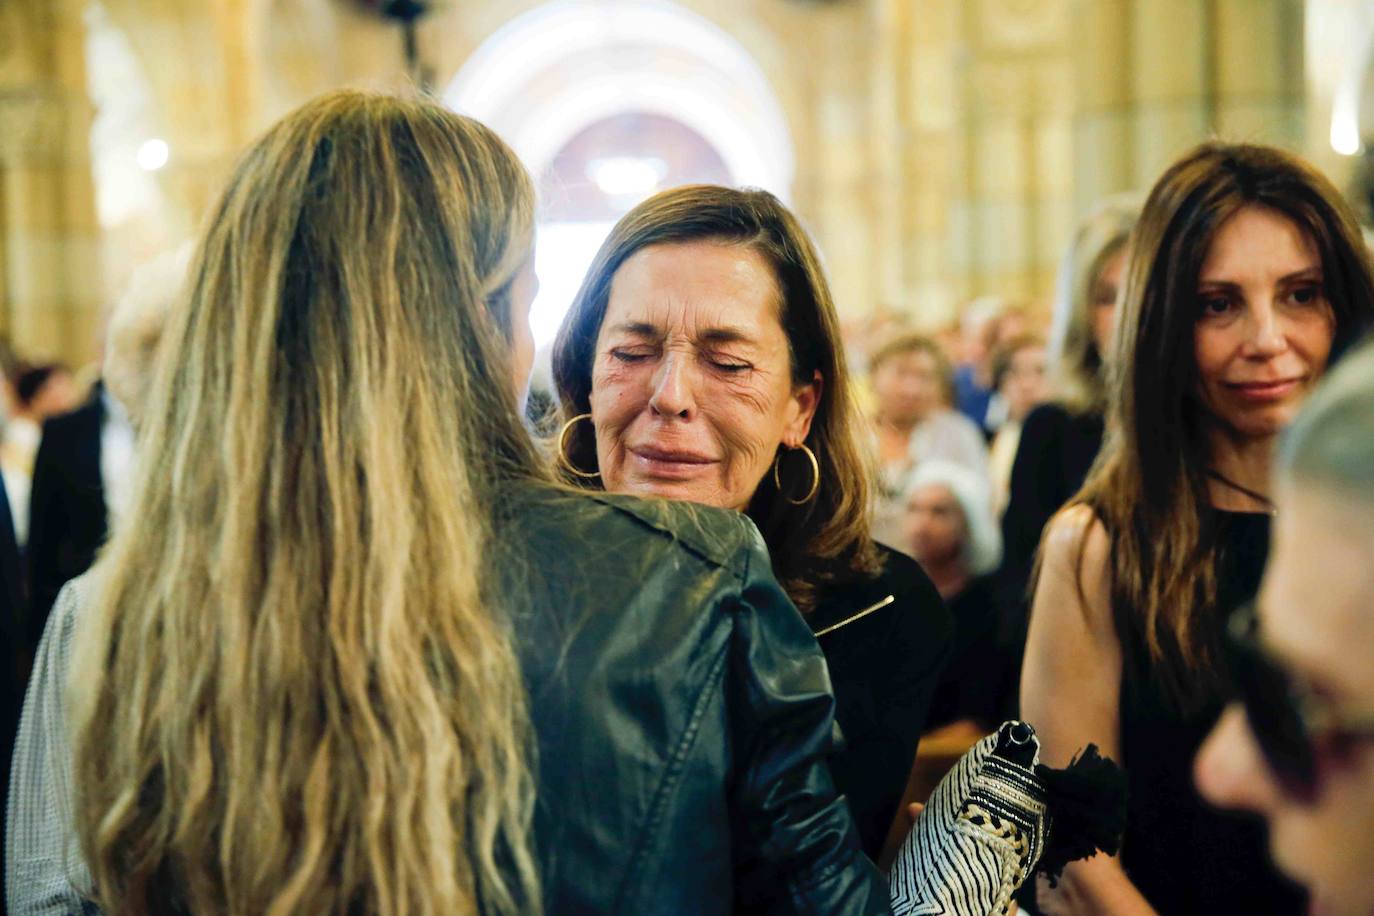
[589,240,819,511]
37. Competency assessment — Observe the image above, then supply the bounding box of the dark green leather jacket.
[498,483,892,914]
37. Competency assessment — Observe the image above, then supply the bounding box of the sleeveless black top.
[1118,510,1305,913]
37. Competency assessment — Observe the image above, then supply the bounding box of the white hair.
[1279,339,1374,497]
[103,242,192,423]
[906,459,1002,576]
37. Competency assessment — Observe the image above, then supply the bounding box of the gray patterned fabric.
[890,722,1048,916]
[5,578,95,915]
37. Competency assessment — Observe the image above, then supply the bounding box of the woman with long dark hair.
[1022,142,1374,913]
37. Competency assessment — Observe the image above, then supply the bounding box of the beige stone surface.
[1217,0,1295,97]
[0,0,1347,363]
[0,0,103,364]
[1130,0,1209,102]
[1073,0,1134,112]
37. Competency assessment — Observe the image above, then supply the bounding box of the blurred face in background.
[1196,486,1374,915]
[1000,343,1048,423]
[993,310,1030,351]
[1091,246,1127,357]
[872,348,946,428]
[902,482,967,571]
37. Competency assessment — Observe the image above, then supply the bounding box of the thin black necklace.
[1206,469,1278,516]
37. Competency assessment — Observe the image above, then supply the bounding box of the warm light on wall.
[530,221,616,349]
[444,0,795,199]
[1331,116,1362,156]
[1325,7,1374,157]
[588,156,667,196]
[137,138,169,171]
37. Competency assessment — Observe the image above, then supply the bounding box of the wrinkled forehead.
[1262,485,1374,696]
[600,241,785,343]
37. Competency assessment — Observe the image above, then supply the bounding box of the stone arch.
[442,0,795,199]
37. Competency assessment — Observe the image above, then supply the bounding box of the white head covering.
[905,459,1002,576]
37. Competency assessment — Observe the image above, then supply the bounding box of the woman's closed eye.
[708,355,753,373]
[610,347,655,364]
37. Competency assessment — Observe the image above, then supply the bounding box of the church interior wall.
[0,0,1358,367]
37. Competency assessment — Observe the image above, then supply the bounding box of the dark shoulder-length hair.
[551,184,880,611]
[1076,141,1374,708]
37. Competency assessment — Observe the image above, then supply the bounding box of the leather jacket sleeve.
[726,539,892,915]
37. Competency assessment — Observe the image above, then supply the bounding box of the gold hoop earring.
[772,443,820,505]
[557,413,601,479]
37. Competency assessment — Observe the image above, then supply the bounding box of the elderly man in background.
[23,245,187,656]
[1195,340,1374,916]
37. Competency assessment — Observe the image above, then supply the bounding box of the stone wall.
[0,0,104,364]
[0,0,1343,365]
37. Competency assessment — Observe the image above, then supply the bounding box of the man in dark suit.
[25,388,108,649]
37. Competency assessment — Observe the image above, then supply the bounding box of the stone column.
[864,0,909,316]
[950,0,1074,308]
[900,0,962,325]
[0,0,104,365]
[1071,0,1305,211]
[799,1,876,321]
[1071,0,1135,215]
[1213,0,1304,148]
[1127,0,1212,189]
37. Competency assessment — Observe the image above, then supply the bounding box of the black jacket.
[811,545,952,858]
[26,396,107,648]
[500,483,892,914]
[926,574,1007,732]
[999,403,1104,599]
[995,403,1105,721]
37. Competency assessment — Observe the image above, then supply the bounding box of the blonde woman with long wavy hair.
[13,91,546,915]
